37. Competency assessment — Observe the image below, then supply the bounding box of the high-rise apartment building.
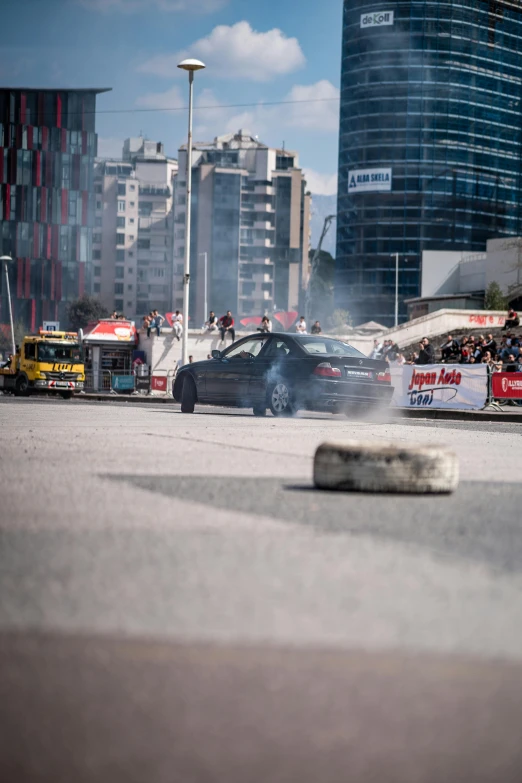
[336,1,522,326]
[173,129,311,324]
[0,87,108,331]
[93,138,177,317]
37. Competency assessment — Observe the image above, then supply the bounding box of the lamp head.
[177,58,206,72]
[0,255,13,263]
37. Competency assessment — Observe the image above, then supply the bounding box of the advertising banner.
[111,375,135,392]
[360,10,394,28]
[151,375,168,392]
[390,364,488,410]
[348,168,392,193]
[491,372,522,400]
[82,319,137,343]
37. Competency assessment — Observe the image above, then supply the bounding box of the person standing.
[219,311,235,343]
[295,316,307,334]
[172,310,183,341]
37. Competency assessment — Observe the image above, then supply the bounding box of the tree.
[67,295,109,331]
[484,281,507,311]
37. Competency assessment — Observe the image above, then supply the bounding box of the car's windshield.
[300,338,365,358]
[37,343,81,363]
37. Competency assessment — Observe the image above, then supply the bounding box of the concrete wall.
[486,237,522,293]
[139,308,508,369]
[421,251,462,297]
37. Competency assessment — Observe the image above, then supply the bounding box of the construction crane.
[305,214,336,326]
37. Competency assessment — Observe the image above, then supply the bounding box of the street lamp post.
[391,252,399,328]
[0,255,16,356]
[177,58,205,367]
[199,252,208,322]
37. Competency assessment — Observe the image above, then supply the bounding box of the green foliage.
[484,281,507,311]
[327,309,352,334]
[67,295,109,331]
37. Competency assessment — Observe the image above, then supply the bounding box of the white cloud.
[78,0,227,12]
[303,169,338,195]
[135,85,185,110]
[138,21,305,82]
[187,80,339,139]
[284,80,339,131]
[97,137,124,158]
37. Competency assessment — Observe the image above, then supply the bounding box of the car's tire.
[60,391,73,400]
[180,374,196,413]
[15,375,29,397]
[253,404,266,417]
[314,441,459,494]
[267,380,296,417]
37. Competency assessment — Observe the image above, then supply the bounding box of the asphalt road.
[2,397,522,782]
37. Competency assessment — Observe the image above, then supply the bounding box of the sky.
[0,0,343,195]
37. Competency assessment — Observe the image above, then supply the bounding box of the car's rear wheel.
[180,374,196,413]
[268,381,295,417]
[253,404,266,417]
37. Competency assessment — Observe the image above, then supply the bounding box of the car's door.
[248,337,294,403]
[205,336,268,404]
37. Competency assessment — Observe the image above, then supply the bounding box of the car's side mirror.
[211,349,221,359]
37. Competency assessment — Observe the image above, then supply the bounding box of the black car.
[173,333,394,416]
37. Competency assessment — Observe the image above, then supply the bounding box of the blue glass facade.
[336,0,522,326]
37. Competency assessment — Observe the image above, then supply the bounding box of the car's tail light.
[377,370,391,382]
[313,362,342,378]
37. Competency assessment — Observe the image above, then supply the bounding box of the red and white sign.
[390,364,488,410]
[150,375,167,392]
[491,372,522,400]
[82,319,137,344]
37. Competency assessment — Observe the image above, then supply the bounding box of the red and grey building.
[0,87,110,331]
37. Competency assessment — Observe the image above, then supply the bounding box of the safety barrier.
[83,370,112,393]
[148,369,169,396]
[391,363,522,411]
[390,363,488,410]
[484,367,522,410]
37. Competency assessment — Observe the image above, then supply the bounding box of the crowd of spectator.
[437,332,522,371]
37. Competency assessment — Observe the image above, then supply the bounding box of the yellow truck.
[0,330,85,398]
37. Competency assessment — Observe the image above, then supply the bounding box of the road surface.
[1,397,522,782]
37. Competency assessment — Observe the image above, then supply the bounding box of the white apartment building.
[172,129,311,324]
[93,137,177,317]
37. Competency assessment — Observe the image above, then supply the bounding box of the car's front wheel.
[268,381,295,417]
[180,374,196,413]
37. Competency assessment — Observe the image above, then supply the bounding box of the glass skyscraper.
[336,1,522,326]
[0,88,108,332]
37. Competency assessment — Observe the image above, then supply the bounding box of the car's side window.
[264,339,292,358]
[224,338,266,359]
